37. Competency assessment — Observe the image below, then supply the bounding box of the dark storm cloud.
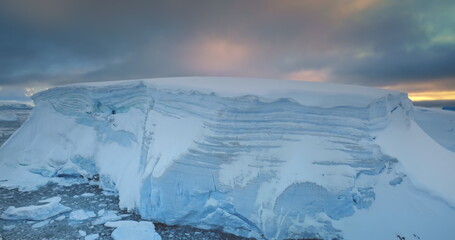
[0,0,454,98]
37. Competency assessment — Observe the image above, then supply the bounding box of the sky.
[0,0,455,102]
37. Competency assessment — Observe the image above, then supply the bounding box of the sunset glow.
[0,1,454,105]
[408,91,455,102]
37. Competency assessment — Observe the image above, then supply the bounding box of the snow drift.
[1,77,454,239]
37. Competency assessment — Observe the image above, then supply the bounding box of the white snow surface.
[105,220,161,240]
[0,197,70,221]
[414,107,455,152]
[0,77,454,239]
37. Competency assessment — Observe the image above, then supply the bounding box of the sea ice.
[79,230,87,236]
[91,210,122,225]
[105,220,161,240]
[81,193,95,197]
[85,233,99,240]
[69,209,96,221]
[2,225,15,230]
[31,219,50,228]
[0,197,71,221]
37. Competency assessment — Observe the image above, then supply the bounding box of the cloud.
[181,37,251,75]
[285,69,331,83]
[0,0,454,99]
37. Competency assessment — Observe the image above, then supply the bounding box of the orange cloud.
[408,91,455,101]
[183,37,250,74]
[338,0,382,16]
[285,69,331,82]
[380,78,455,101]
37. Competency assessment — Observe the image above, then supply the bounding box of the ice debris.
[79,230,87,236]
[105,220,162,240]
[0,197,70,220]
[32,219,50,228]
[2,225,15,231]
[81,193,95,197]
[85,233,99,240]
[91,210,122,225]
[69,209,96,221]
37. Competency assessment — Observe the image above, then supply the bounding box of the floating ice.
[79,230,87,236]
[69,209,96,221]
[31,219,50,228]
[85,233,99,240]
[2,225,15,231]
[81,193,95,197]
[0,197,70,221]
[91,210,122,225]
[105,220,161,240]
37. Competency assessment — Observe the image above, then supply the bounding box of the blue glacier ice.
[0,77,454,240]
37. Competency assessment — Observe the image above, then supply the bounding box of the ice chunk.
[32,219,50,228]
[91,210,121,225]
[69,209,96,221]
[2,225,15,230]
[81,193,95,197]
[0,197,71,220]
[105,221,161,240]
[85,233,99,240]
[55,215,65,221]
[97,209,105,216]
[79,230,87,236]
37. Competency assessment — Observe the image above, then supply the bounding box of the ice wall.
[1,77,453,239]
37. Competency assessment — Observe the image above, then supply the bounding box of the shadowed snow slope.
[1,77,454,239]
[414,107,455,152]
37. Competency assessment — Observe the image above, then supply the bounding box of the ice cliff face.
[1,77,454,240]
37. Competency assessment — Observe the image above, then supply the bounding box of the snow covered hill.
[1,77,454,240]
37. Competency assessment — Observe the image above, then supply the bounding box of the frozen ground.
[0,182,254,240]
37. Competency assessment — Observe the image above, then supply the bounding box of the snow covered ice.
[0,197,70,221]
[105,220,161,240]
[91,210,122,225]
[69,209,96,221]
[0,77,454,239]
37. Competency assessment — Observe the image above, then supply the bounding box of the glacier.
[0,77,454,239]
